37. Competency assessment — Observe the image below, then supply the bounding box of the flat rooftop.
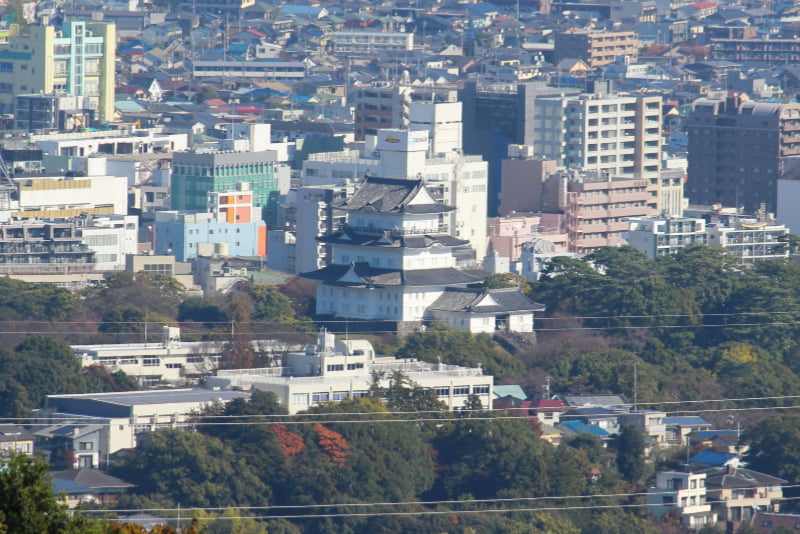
[47,389,250,406]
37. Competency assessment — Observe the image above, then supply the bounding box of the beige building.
[704,467,786,525]
[0,21,115,123]
[554,29,638,68]
[72,327,302,386]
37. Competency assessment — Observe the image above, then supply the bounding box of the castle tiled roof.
[428,287,546,314]
[301,262,481,287]
[337,176,453,214]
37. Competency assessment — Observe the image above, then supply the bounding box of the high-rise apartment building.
[0,21,116,123]
[534,85,664,211]
[687,93,800,213]
[460,81,577,216]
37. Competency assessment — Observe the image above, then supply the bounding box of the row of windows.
[291,385,490,406]
[326,362,366,372]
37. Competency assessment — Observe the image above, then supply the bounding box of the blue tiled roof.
[690,450,739,466]
[692,430,739,440]
[561,420,610,437]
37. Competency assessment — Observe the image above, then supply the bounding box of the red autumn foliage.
[314,423,349,467]
[272,423,305,460]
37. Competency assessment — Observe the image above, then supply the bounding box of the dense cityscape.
[1,0,800,532]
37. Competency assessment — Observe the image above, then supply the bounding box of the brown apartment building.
[554,29,638,68]
[687,92,800,213]
[711,38,800,65]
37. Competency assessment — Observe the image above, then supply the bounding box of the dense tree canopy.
[741,414,800,484]
[396,324,524,379]
[0,336,134,417]
[0,452,95,534]
[111,430,271,508]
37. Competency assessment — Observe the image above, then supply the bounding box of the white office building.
[625,216,707,259]
[207,330,494,414]
[73,327,301,386]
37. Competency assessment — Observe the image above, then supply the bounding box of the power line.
[7,401,800,427]
[9,308,800,326]
[2,318,800,337]
[85,494,800,521]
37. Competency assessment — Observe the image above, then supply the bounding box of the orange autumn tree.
[314,423,349,467]
[272,423,305,460]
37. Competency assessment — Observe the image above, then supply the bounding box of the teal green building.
[171,150,280,224]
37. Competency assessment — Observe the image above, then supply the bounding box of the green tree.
[0,452,97,534]
[483,272,531,293]
[741,414,800,483]
[0,278,76,321]
[178,297,229,324]
[192,85,219,104]
[697,524,726,534]
[193,509,266,534]
[99,307,146,335]
[548,443,592,496]
[616,425,645,484]
[294,398,436,503]
[111,430,270,508]
[396,324,523,379]
[0,336,108,417]
[242,284,296,322]
[433,416,549,499]
[83,271,184,319]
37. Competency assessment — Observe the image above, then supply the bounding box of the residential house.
[52,469,133,508]
[689,430,743,454]
[557,420,612,442]
[0,424,35,457]
[34,424,104,468]
[664,416,712,446]
[618,410,668,446]
[647,470,717,529]
[561,407,622,435]
[526,398,568,426]
[702,466,786,526]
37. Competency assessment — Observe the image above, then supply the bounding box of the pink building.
[487,213,568,261]
[560,172,653,253]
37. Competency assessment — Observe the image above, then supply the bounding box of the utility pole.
[633,359,638,411]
